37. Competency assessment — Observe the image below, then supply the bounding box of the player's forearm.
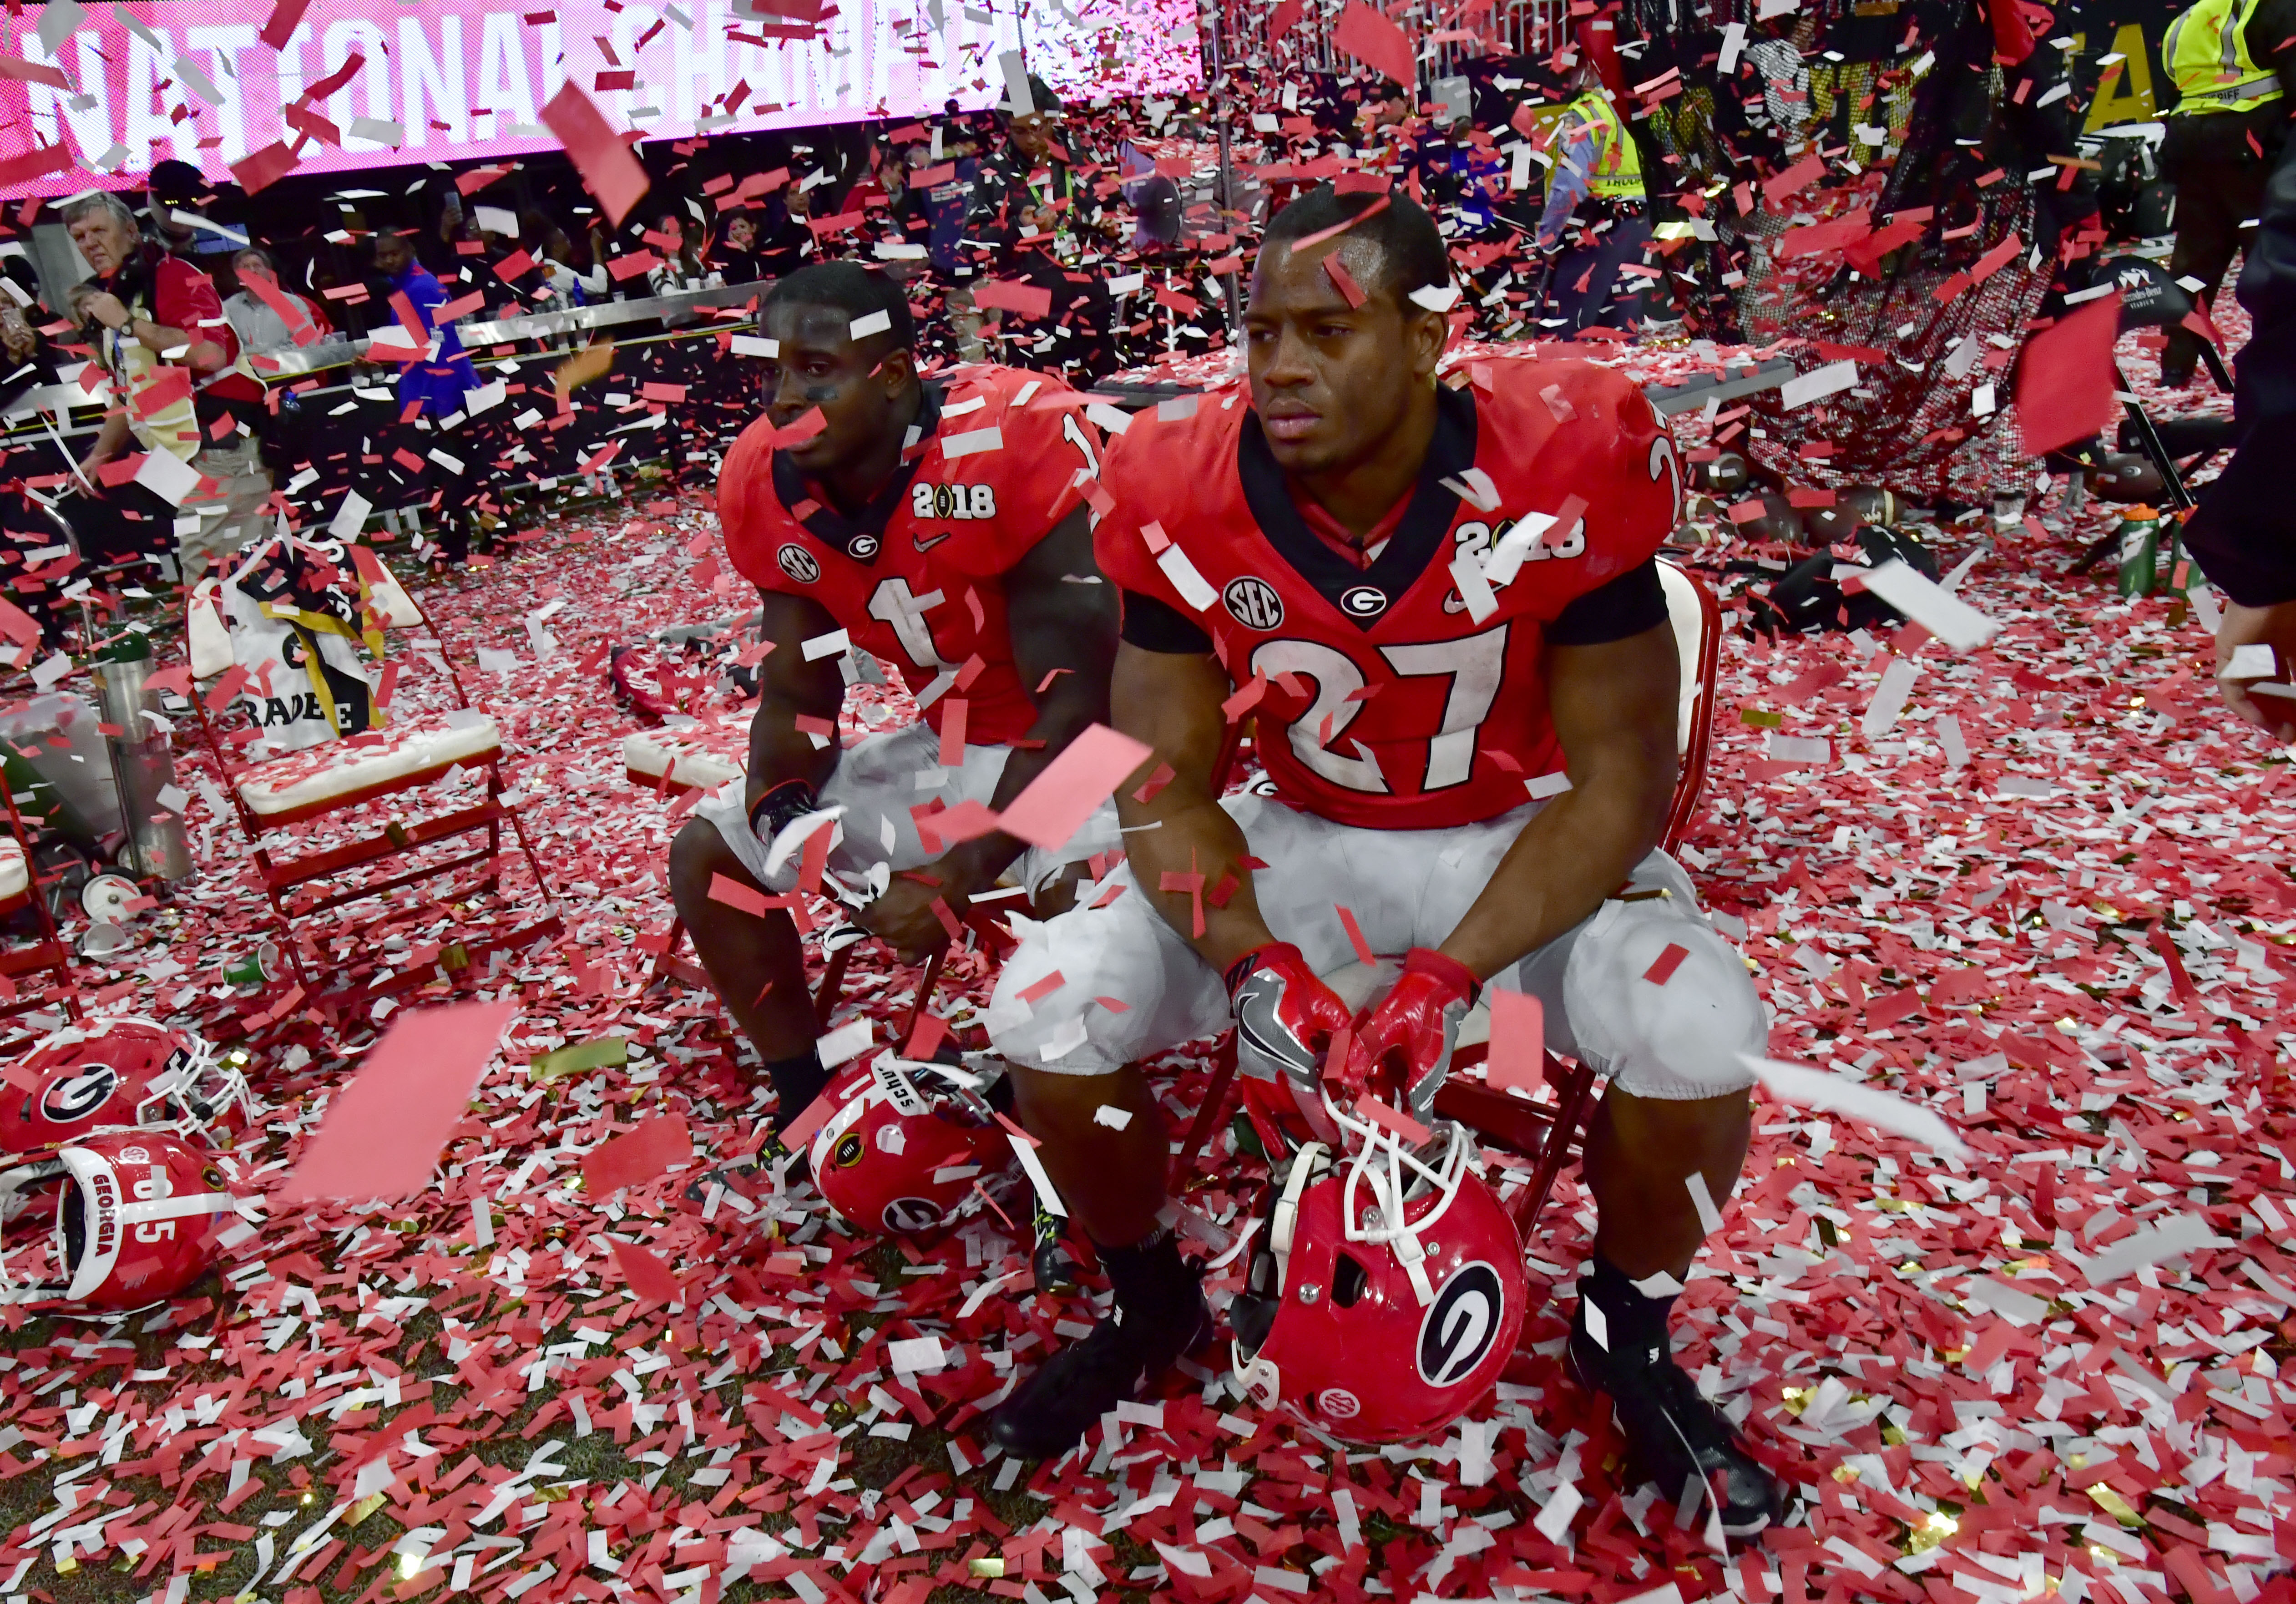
[1120,783,1276,974]
[743,693,841,813]
[1439,765,1669,982]
[941,684,1102,891]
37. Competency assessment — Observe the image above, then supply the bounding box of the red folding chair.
[1171,558,1725,1236]
[187,577,560,1016]
[0,770,76,1036]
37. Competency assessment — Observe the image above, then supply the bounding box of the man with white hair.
[60,188,271,580]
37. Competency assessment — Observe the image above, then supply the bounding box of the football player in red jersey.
[980,190,1782,1532]
[671,263,1115,1251]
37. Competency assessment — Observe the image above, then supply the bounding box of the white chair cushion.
[237,711,502,816]
[0,837,25,902]
[623,727,746,792]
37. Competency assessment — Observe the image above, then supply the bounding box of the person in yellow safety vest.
[1533,68,1660,335]
[2157,0,2296,385]
[1534,86,1648,249]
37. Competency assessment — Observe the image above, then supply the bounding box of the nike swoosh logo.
[913,531,954,552]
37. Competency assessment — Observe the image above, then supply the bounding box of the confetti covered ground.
[0,331,2291,1604]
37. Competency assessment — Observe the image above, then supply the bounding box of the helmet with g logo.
[805,1054,1016,1235]
[1230,1115,1526,1444]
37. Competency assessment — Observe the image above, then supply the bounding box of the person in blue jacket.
[368,228,494,566]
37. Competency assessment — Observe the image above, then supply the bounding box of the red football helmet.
[805,1054,1015,1235]
[1231,1108,1527,1444]
[0,1131,244,1311]
[0,1018,250,1156]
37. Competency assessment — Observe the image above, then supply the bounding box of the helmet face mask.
[3,1019,251,1155]
[1233,1106,1528,1445]
[0,1132,242,1313]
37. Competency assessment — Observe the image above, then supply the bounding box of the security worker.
[2159,0,2296,384]
[1534,55,1659,334]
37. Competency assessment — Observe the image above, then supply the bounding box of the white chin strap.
[1325,1096,1473,1308]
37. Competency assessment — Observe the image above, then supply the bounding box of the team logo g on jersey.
[1223,577,1285,630]
[778,543,820,584]
[910,481,999,521]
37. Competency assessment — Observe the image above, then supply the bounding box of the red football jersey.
[1097,358,1681,830]
[722,364,1102,747]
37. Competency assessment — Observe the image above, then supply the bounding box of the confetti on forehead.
[1284,194,1394,257]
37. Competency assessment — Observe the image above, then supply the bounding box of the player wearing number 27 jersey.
[1092,356,1680,829]
[979,190,1778,1534]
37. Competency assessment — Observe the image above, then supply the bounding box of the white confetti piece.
[801,629,851,661]
[941,426,1004,458]
[1156,543,1220,612]
[848,309,893,339]
[1860,559,2000,649]
[2079,1212,2226,1286]
[1743,1053,1971,1159]
[1780,360,1857,410]
[2226,643,2277,679]
[1861,657,1919,738]
[1092,1105,1133,1130]
[1533,1481,1583,1540]
[1684,1171,1725,1235]
[816,1017,874,1068]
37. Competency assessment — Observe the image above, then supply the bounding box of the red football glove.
[1345,947,1481,1119]
[1225,941,1356,1098]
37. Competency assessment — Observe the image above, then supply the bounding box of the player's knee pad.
[1562,899,1764,1100]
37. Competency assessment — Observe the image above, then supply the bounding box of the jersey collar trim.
[1235,383,1479,631]
[769,383,947,565]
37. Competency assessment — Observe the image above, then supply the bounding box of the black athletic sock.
[1096,1226,1196,1338]
[1576,1253,1677,1372]
[764,1048,829,1130]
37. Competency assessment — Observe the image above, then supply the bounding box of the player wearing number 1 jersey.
[670,264,1115,1269]
[981,189,1782,1534]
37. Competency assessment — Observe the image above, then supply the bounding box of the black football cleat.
[1568,1316,1783,1538]
[682,1129,800,1208]
[1030,1198,1080,1294]
[988,1286,1213,1461]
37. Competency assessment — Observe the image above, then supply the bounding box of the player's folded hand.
[857,874,962,961]
[1225,941,1355,1095]
[1347,948,1481,1118]
[749,779,844,894]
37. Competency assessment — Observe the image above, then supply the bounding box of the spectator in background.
[366,228,489,567]
[978,80,1116,381]
[144,158,239,266]
[524,213,607,305]
[757,178,816,278]
[1533,49,1661,334]
[225,247,332,491]
[223,247,330,359]
[2157,0,2296,385]
[713,213,765,285]
[2193,134,2296,726]
[60,191,270,579]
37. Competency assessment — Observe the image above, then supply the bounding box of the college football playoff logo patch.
[777,543,820,584]
[1417,1260,1505,1388]
[1223,577,1285,630]
[40,1064,119,1125]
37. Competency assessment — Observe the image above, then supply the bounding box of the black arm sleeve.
[1120,587,1215,653]
[1547,557,1669,646]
